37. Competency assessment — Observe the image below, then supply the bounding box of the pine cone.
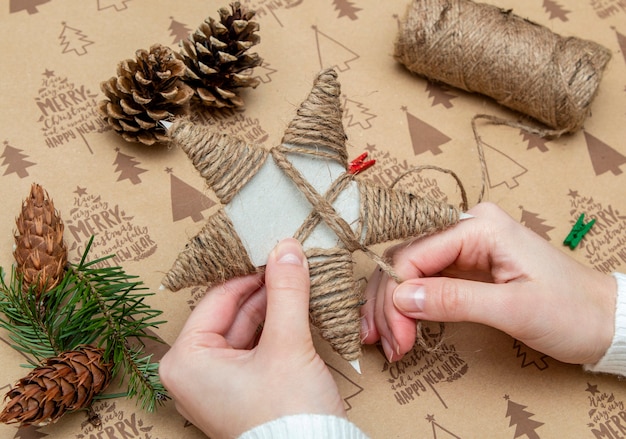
[99,43,194,145]
[14,183,67,299]
[180,2,262,108]
[0,345,113,427]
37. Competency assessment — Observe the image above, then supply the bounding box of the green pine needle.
[0,237,170,412]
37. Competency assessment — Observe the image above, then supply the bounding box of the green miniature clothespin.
[564,214,595,250]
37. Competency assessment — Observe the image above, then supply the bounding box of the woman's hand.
[160,239,345,439]
[361,202,616,365]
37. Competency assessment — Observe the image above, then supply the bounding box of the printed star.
[74,186,87,196]
[161,69,465,370]
[568,189,579,199]
[426,414,435,423]
[43,69,55,78]
[164,167,173,174]
[585,383,599,396]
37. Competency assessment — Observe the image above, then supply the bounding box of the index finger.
[390,203,505,282]
[177,273,264,342]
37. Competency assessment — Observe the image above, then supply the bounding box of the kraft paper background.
[1,0,626,437]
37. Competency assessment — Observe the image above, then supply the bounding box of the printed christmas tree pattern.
[519,207,554,241]
[504,395,544,439]
[59,22,94,56]
[342,95,376,130]
[585,382,626,438]
[482,141,527,190]
[97,0,131,11]
[333,0,361,20]
[543,0,570,21]
[567,189,626,273]
[312,25,359,71]
[65,186,157,267]
[113,148,147,185]
[512,340,549,371]
[10,424,48,439]
[402,107,451,156]
[327,364,364,410]
[252,61,278,85]
[426,414,462,439]
[168,16,191,44]
[35,70,108,151]
[1,141,35,178]
[9,0,49,15]
[425,82,457,109]
[519,130,549,152]
[166,167,216,223]
[584,131,626,176]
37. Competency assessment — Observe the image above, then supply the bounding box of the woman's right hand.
[361,202,617,365]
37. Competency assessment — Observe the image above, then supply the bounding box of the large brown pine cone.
[0,346,113,427]
[99,43,194,145]
[14,183,67,300]
[180,2,262,108]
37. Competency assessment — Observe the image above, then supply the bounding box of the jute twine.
[168,120,269,205]
[163,69,462,360]
[282,69,348,167]
[394,0,612,135]
[161,209,257,291]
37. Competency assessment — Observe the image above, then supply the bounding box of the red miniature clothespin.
[348,152,376,175]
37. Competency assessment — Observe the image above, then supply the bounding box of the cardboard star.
[162,69,462,371]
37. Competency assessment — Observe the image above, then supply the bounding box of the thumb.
[392,277,517,329]
[259,238,312,350]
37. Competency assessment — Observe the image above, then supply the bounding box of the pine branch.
[0,237,170,413]
[69,249,169,410]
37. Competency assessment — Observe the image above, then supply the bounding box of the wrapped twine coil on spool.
[394,0,612,135]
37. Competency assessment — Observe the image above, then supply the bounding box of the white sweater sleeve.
[584,272,626,376]
[238,414,369,439]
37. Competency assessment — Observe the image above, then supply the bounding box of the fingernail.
[360,317,369,342]
[394,285,425,312]
[275,239,305,267]
[381,337,394,362]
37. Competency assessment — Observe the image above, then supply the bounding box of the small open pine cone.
[99,43,194,145]
[14,183,67,300]
[0,345,113,427]
[180,2,262,108]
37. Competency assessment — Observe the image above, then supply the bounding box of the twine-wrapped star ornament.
[161,69,465,371]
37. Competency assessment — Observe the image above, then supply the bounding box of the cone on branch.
[0,345,113,427]
[99,43,194,145]
[180,2,262,108]
[14,183,67,300]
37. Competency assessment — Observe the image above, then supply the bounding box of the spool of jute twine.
[394,0,612,135]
